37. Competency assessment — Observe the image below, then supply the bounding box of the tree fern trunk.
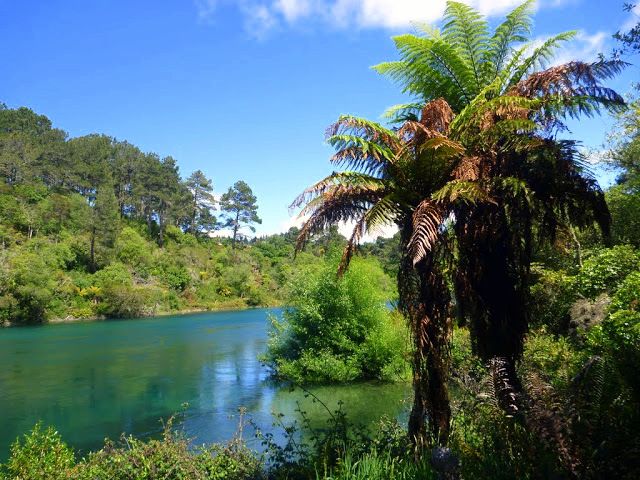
[489,356,522,417]
[399,229,452,448]
[408,330,452,448]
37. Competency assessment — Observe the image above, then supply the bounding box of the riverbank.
[1,300,285,327]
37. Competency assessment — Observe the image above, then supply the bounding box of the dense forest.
[0,103,398,325]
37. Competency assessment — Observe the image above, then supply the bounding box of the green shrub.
[2,251,57,323]
[93,262,132,287]
[574,245,640,298]
[0,422,75,480]
[530,246,640,332]
[74,426,261,480]
[1,417,263,480]
[529,266,577,330]
[609,271,640,312]
[261,257,406,384]
[161,264,191,291]
[116,226,153,267]
[97,285,151,318]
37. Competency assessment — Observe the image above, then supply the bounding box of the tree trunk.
[232,211,239,249]
[89,235,96,273]
[191,188,199,235]
[158,212,165,247]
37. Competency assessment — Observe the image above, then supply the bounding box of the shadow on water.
[0,309,410,460]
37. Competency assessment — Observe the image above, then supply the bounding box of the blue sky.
[1,0,637,237]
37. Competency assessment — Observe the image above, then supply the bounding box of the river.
[0,309,410,460]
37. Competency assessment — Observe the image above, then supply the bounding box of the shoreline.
[1,302,285,328]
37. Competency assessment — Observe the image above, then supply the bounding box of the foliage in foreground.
[0,415,263,480]
[517,244,640,478]
[260,257,407,384]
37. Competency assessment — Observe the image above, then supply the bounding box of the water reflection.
[0,310,409,460]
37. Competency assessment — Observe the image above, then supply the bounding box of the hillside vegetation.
[0,103,397,325]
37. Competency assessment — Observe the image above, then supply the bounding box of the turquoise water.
[0,309,410,460]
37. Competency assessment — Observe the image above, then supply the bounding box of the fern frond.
[297,185,386,217]
[365,194,402,232]
[327,116,399,149]
[291,172,387,209]
[327,135,397,174]
[408,199,442,265]
[483,0,534,84]
[295,199,368,253]
[508,31,578,85]
[338,217,366,277]
[392,34,476,107]
[381,102,424,123]
[433,179,494,206]
[443,1,490,94]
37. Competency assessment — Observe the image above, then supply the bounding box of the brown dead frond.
[398,120,445,143]
[325,116,399,149]
[398,98,455,144]
[421,98,455,134]
[330,147,389,172]
[508,61,624,105]
[295,199,367,253]
[408,200,442,265]
[293,183,385,214]
[338,217,366,278]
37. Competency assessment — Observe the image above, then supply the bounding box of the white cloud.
[337,219,398,242]
[241,3,280,39]
[275,0,317,22]
[259,213,397,241]
[260,213,307,237]
[328,0,449,29]
[195,0,533,35]
[555,30,607,65]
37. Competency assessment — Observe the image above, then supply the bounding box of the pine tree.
[219,181,261,249]
[185,170,216,235]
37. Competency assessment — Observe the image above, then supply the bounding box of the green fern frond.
[508,31,578,85]
[432,179,494,206]
[411,21,442,39]
[329,115,399,148]
[365,194,402,232]
[392,34,476,106]
[381,102,424,123]
[442,1,490,94]
[483,0,534,84]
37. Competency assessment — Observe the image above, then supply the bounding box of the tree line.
[0,104,260,254]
